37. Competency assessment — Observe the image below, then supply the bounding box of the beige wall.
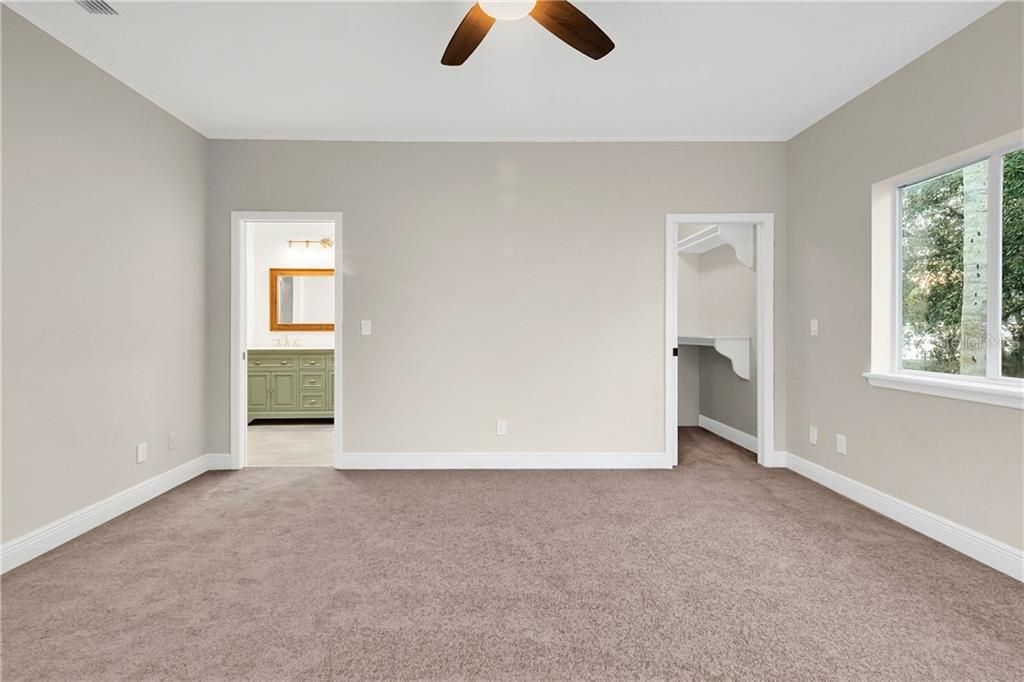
[1,10,208,541]
[206,141,787,454]
[785,2,1024,548]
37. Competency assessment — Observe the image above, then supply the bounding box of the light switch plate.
[496,418,508,436]
[136,442,148,464]
[809,425,818,446]
[810,319,819,337]
[360,320,372,336]
[836,433,847,455]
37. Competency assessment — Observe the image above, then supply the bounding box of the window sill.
[863,372,1023,410]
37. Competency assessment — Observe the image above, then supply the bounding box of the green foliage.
[899,150,1024,377]
[1002,149,1024,378]
[901,166,968,373]
[905,151,1024,376]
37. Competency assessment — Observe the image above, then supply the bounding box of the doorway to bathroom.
[230,212,343,468]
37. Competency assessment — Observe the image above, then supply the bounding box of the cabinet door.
[270,370,298,411]
[327,370,335,413]
[248,371,271,413]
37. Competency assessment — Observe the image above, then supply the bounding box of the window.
[899,159,989,377]
[867,134,1024,409]
[1002,149,1024,378]
[899,147,1023,380]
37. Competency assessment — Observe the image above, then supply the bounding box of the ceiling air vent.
[75,1,118,15]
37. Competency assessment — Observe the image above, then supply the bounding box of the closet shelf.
[678,335,751,381]
[676,224,754,269]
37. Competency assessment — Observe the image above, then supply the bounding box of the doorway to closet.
[664,213,779,468]
[230,212,344,469]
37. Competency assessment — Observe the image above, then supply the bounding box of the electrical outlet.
[167,432,177,451]
[810,319,819,337]
[836,433,847,456]
[496,418,508,436]
[808,425,818,445]
[361,320,372,336]
[136,442,148,464]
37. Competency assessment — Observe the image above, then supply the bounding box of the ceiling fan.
[441,0,615,66]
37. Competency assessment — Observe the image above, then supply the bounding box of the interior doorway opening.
[231,212,344,469]
[664,213,779,468]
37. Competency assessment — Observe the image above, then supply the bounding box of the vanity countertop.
[247,347,334,351]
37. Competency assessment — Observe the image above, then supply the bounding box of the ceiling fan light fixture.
[479,0,537,21]
[442,0,613,66]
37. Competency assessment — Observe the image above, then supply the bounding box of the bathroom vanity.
[247,349,334,421]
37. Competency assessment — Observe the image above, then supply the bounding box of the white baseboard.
[783,452,1023,582]
[336,451,671,470]
[205,453,235,470]
[761,450,787,468]
[698,414,758,453]
[1,454,219,574]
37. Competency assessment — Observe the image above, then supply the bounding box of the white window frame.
[865,131,1024,410]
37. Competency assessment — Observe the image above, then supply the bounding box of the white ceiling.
[9,1,997,141]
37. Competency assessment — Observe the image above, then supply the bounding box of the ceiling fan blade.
[530,0,614,60]
[441,3,496,66]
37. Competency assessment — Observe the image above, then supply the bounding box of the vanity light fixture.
[287,238,334,249]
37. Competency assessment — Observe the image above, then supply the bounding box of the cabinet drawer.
[299,354,326,369]
[249,354,297,369]
[300,372,325,389]
[299,392,326,411]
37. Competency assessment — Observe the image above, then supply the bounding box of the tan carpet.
[2,428,1022,680]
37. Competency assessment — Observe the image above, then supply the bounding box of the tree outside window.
[900,148,1023,379]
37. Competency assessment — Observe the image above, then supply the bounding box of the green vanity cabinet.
[248,349,334,421]
[326,352,335,413]
[327,372,335,413]
[269,371,299,411]
[247,372,272,413]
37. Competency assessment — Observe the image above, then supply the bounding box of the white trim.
[783,452,1023,581]
[698,415,757,453]
[1,455,216,574]
[986,152,1003,380]
[333,217,345,468]
[863,371,1023,409]
[209,135,788,144]
[205,453,235,470]
[337,452,670,470]
[755,219,781,467]
[664,216,679,468]
[666,213,777,468]
[244,464,332,468]
[871,178,900,374]
[229,212,249,470]
[229,211,344,471]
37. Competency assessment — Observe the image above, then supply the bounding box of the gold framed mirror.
[269,268,335,331]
